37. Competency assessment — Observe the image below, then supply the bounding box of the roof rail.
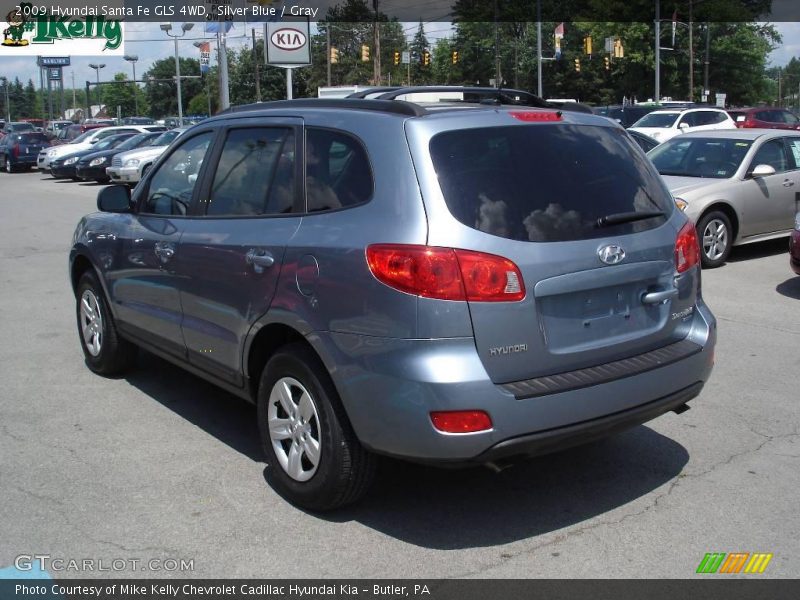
[345,87,403,99]
[373,86,552,108]
[216,98,427,117]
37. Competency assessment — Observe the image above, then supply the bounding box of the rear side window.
[430,125,671,243]
[305,128,373,212]
[206,127,295,216]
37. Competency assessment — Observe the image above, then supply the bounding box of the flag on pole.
[198,42,211,74]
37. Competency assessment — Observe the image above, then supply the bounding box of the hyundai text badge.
[598,244,626,265]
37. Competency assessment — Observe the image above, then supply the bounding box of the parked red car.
[728,107,800,130]
[791,213,800,276]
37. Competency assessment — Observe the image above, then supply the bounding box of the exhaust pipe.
[484,460,515,473]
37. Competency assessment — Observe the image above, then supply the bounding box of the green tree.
[101,72,148,118]
[410,22,432,85]
[143,57,204,118]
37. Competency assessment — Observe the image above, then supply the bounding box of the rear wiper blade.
[596,210,665,228]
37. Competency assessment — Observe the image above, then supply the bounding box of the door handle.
[783,179,795,187]
[245,248,275,273]
[641,288,678,305]
[153,241,176,263]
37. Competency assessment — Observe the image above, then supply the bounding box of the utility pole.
[703,22,710,98]
[217,29,231,110]
[689,0,694,100]
[373,0,381,85]
[536,0,542,98]
[655,0,661,103]
[778,67,782,107]
[326,26,331,87]
[494,0,501,87]
[252,28,261,102]
[71,71,76,112]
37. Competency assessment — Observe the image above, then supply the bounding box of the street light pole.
[0,77,11,122]
[88,63,105,117]
[161,22,194,126]
[123,54,139,116]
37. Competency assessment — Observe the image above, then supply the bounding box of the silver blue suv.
[70,97,716,510]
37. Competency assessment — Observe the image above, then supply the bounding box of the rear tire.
[75,270,137,375]
[696,210,732,268]
[257,343,375,511]
[4,155,13,173]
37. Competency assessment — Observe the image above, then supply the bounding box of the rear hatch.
[414,114,697,384]
[15,133,49,160]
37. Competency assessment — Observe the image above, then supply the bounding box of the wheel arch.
[697,201,740,243]
[243,313,334,403]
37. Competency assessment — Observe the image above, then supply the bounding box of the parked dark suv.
[70,96,716,510]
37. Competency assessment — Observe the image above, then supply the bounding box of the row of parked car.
[0,122,189,188]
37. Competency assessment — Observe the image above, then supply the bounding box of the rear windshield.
[430,124,672,243]
[632,113,680,128]
[17,133,49,143]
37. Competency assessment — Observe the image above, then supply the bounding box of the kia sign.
[271,28,307,51]
[266,18,311,66]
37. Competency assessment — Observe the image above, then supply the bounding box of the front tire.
[696,210,732,268]
[75,270,137,375]
[257,343,375,511]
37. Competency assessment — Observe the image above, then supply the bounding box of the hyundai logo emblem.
[598,244,626,265]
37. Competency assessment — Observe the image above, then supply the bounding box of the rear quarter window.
[429,124,672,242]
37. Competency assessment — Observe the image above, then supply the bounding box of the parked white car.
[38,125,161,172]
[106,128,187,185]
[629,108,735,143]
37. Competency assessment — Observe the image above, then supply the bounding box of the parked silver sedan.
[648,129,800,267]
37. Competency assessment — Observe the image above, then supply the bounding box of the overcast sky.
[0,21,798,93]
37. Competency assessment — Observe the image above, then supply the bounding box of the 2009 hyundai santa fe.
[69,97,716,510]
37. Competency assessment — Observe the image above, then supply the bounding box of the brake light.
[510,111,562,122]
[11,144,19,158]
[740,118,757,128]
[675,221,700,273]
[430,410,493,433]
[366,244,525,302]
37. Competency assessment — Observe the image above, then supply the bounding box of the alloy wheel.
[702,218,728,262]
[267,376,322,482]
[79,289,103,357]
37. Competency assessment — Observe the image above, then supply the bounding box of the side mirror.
[89,139,99,144]
[97,185,131,213]
[751,164,776,178]
[678,122,690,130]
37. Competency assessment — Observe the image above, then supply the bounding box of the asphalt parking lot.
[0,171,798,579]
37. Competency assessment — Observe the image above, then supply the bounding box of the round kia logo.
[271,28,307,51]
[598,244,626,265]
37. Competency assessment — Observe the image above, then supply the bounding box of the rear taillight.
[11,144,19,158]
[741,118,757,128]
[430,410,493,433]
[366,244,525,302]
[675,221,700,273]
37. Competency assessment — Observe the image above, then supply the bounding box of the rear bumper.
[313,300,716,463]
[474,381,702,464]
